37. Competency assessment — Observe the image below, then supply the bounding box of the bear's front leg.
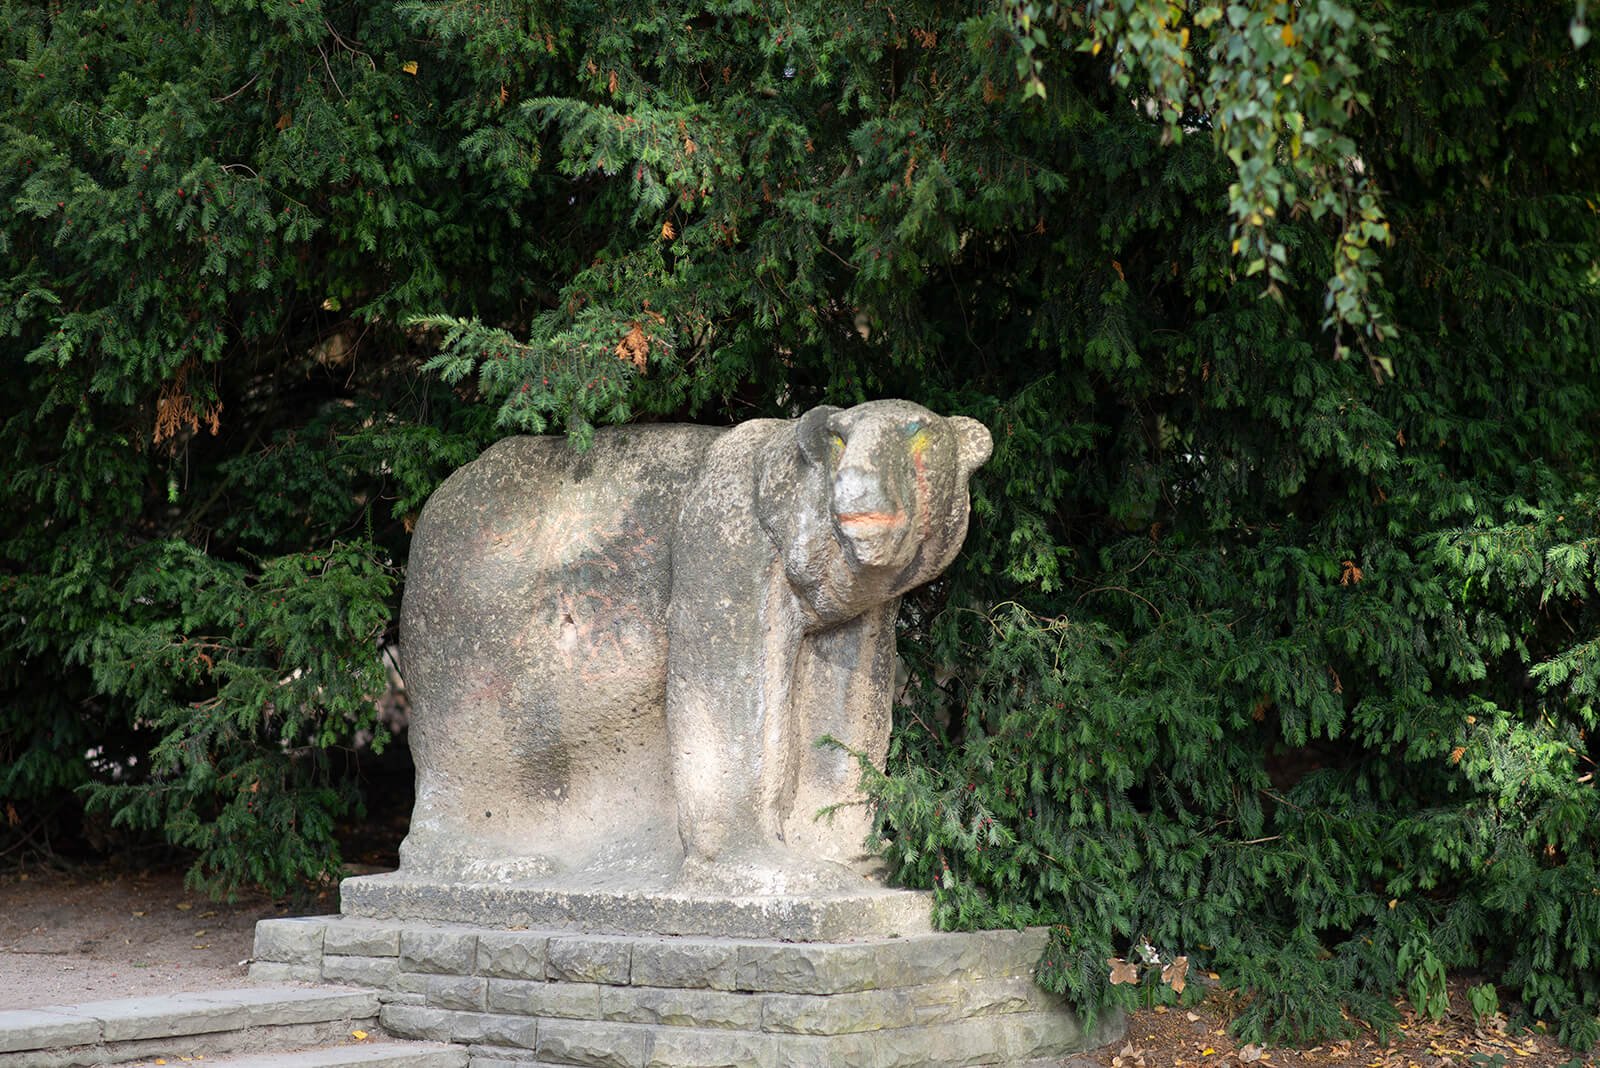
[666,565,801,867]
[665,423,863,894]
[668,541,865,891]
[780,598,900,873]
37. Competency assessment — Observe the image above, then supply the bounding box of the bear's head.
[759,400,992,625]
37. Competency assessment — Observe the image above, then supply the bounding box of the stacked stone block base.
[251,916,1114,1067]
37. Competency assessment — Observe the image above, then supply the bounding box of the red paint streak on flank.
[838,512,904,526]
[913,451,933,544]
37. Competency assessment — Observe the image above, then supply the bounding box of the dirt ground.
[1098,988,1596,1068]
[0,864,1594,1068]
[0,866,335,1010]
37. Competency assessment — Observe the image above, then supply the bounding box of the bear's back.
[400,423,724,871]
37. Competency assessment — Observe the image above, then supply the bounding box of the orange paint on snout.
[838,512,905,527]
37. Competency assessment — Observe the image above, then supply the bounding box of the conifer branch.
[317,43,347,101]
[212,73,260,104]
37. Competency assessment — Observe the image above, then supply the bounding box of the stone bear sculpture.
[397,400,991,893]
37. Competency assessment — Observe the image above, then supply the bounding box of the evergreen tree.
[4,0,1598,1046]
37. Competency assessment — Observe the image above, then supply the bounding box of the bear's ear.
[949,416,993,479]
[796,405,842,466]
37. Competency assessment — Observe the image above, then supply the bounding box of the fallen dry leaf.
[1163,955,1190,995]
[1109,957,1140,985]
[1111,1042,1147,1068]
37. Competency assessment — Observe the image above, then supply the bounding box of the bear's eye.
[830,433,845,464]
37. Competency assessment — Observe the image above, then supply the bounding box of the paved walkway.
[0,987,461,1068]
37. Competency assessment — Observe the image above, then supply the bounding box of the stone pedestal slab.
[340,872,933,941]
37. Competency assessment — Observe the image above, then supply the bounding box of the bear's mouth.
[836,511,904,528]
[837,511,910,567]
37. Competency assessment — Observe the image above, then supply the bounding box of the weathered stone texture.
[487,980,602,1021]
[401,929,480,975]
[321,954,402,990]
[536,1018,648,1068]
[323,921,402,957]
[397,403,991,894]
[545,935,632,985]
[627,938,740,990]
[426,976,488,1012]
[477,931,550,979]
[252,917,329,965]
[600,986,762,1031]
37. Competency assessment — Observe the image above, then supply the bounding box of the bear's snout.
[832,461,913,568]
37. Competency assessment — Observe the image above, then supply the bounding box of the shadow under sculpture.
[395,399,991,897]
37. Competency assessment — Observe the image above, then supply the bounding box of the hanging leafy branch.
[1001,0,1397,374]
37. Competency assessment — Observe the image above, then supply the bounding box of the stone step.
[113,1039,468,1068]
[252,917,1053,996]
[381,1004,1089,1068]
[0,988,381,1068]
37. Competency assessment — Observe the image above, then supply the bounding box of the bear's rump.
[400,426,720,869]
